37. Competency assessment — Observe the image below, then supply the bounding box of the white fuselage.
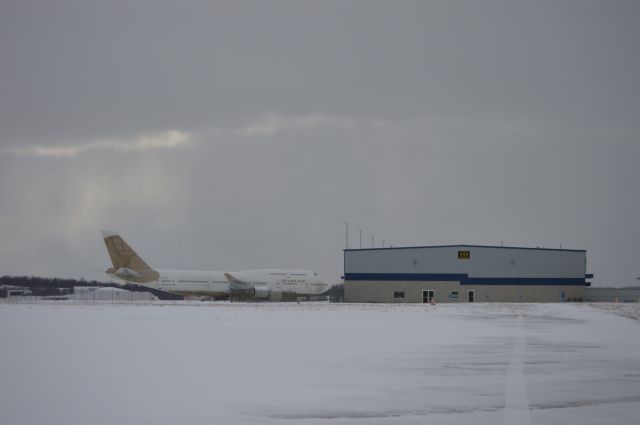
[111,268,331,298]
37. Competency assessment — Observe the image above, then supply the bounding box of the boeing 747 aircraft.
[101,230,331,299]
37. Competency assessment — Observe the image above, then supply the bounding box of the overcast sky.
[1,0,639,286]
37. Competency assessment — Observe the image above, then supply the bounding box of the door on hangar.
[422,290,435,303]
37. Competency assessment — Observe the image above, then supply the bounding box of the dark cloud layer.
[1,1,639,285]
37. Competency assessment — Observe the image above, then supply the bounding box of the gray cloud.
[3,130,190,157]
[1,1,639,285]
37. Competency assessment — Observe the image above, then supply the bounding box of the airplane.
[101,230,331,299]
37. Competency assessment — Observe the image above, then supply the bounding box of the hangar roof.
[344,244,586,253]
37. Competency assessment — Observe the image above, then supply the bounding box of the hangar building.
[344,245,591,303]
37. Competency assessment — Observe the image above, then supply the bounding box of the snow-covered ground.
[588,302,640,321]
[1,302,639,425]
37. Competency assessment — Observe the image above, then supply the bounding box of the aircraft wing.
[224,273,253,290]
[224,273,241,283]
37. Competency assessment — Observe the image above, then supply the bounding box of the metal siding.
[345,246,586,279]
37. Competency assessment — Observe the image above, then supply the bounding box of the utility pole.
[358,229,362,249]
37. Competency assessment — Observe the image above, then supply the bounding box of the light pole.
[358,229,362,249]
[344,221,349,249]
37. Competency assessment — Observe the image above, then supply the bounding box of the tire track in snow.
[504,314,531,425]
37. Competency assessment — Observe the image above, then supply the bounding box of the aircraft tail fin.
[101,230,159,282]
[102,230,153,270]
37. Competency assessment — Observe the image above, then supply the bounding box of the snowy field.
[1,302,639,425]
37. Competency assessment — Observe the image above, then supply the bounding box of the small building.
[584,287,640,302]
[2,285,33,297]
[73,286,158,301]
[344,245,591,303]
